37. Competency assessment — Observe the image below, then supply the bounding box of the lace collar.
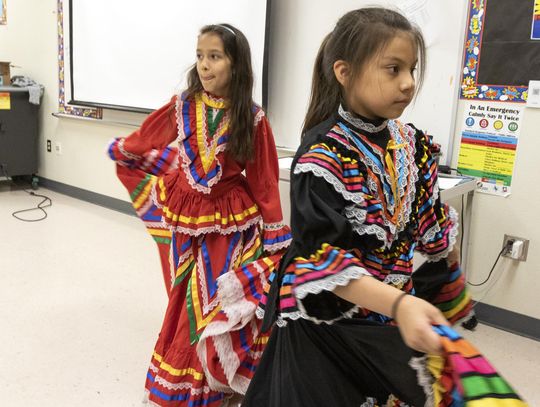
[338,105,388,133]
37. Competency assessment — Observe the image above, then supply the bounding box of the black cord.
[0,165,52,222]
[467,247,505,286]
[12,191,52,222]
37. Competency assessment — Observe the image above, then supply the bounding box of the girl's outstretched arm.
[334,277,449,354]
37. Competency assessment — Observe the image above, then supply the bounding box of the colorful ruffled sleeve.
[267,142,386,324]
[245,111,291,254]
[107,97,179,176]
[414,130,459,262]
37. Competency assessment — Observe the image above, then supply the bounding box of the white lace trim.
[294,163,365,205]
[424,206,459,263]
[307,123,419,247]
[152,376,212,394]
[343,205,388,248]
[197,251,220,315]
[296,299,361,326]
[288,266,368,325]
[253,108,265,127]
[255,266,371,327]
[432,179,440,202]
[408,355,435,407]
[360,397,377,407]
[196,250,267,393]
[117,137,142,160]
[338,121,400,213]
[295,266,371,300]
[338,105,388,133]
[146,362,211,395]
[264,238,292,254]
[197,322,244,393]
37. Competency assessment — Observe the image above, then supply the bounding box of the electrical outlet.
[55,141,62,155]
[502,234,529,261]
[46,139,52,152]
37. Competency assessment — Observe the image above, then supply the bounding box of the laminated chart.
[457,102,524,197]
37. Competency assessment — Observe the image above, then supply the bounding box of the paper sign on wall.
[457,102,524,197]
[0,92,11,110]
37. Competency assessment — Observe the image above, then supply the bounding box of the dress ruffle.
[152,171,263,236]
[196,253,282,394]
[262,223,292,254]
[410,325,528,406]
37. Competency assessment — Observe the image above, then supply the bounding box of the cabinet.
[0,87,39,186]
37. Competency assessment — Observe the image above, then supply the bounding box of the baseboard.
[474,302,540,341]
[38,177,135,217]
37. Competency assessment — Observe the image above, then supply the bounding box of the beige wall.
[451,103,540,319]
[1,1,538,319]
[0,0,130,201]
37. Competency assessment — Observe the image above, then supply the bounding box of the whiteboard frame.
[66,0,273,113]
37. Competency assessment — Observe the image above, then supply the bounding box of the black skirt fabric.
[242,318,428,407]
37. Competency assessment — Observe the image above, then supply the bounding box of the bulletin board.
[461,0,540,102]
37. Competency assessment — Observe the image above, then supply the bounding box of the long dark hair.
[302,8,426,135]
[185,24,255,162]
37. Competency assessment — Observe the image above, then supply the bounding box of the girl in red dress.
[108,23,291,407]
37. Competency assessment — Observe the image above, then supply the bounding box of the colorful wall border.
[461,0,528,103]
[57,0,102,118]
[1,0,7,25]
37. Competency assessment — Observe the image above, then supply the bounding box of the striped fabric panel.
[295,142,400,248]
[296,143,368,196]
[416,202,456,258]
[428,325,528,406]
[431,262,472,324]
[107,137,178,176]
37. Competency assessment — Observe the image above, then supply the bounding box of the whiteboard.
[68,0,269,112]
[266,0,469,165]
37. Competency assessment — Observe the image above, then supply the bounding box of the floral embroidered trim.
[383,273,411,286]
[338,105,388,133]
[263,222,286,231]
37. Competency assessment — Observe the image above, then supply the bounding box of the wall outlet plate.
[502,234,529,261]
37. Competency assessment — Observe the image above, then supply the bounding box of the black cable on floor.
[0,165,52,222]
[467,247,505,287]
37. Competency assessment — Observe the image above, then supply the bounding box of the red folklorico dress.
[108,90,292,406]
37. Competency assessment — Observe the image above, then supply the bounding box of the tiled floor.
[1,185,538,406]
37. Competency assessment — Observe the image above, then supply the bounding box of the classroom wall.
[450,104,540,320]
[1,0,539,319]
[0,0,129,201]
